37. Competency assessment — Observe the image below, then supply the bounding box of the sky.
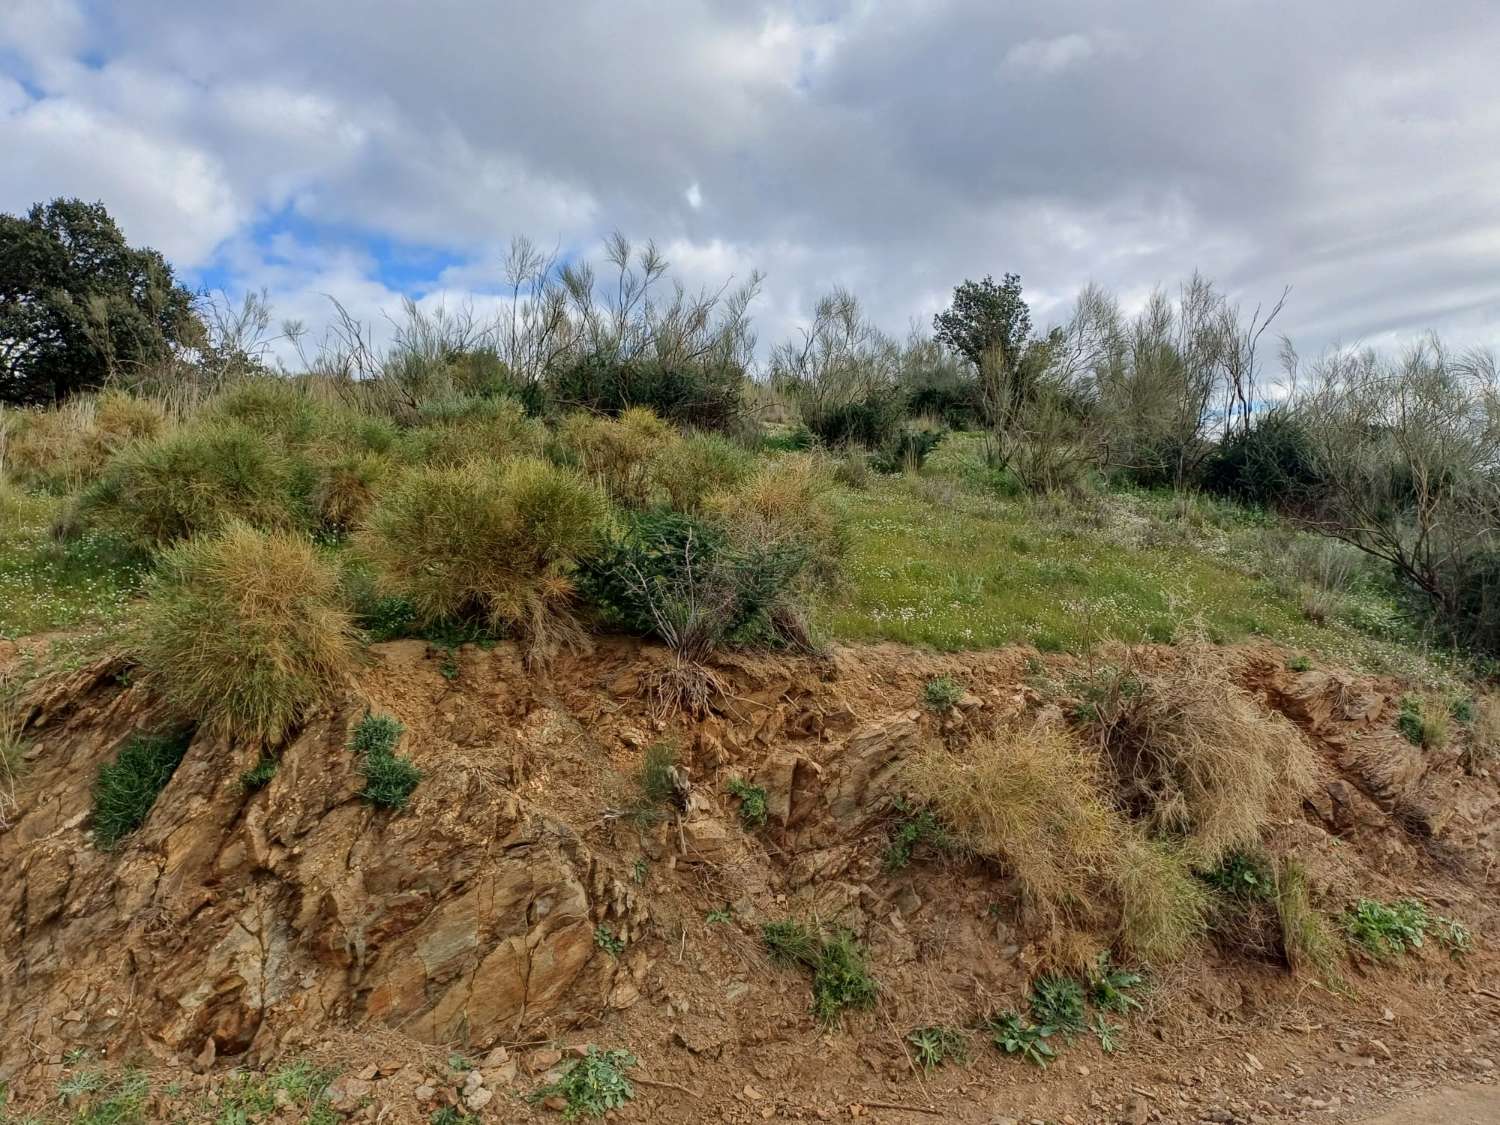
[4,0,1500,365]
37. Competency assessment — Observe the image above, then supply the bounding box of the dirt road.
[1359,1084,1499,1123]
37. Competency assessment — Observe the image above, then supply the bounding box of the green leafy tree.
[0,198,198,403]
[933,273,1032,371]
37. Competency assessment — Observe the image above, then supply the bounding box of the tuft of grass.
[906,1026,967,1070]
[349,713,420,810]
[882,799,952,870]
[761,919,820,968]
[1396,696,1448,750]
[238,756,278,792]
[726,776,769,829]
[1287,654,1313,672]
[922,674,963,711]
[529,1047,636,1120]
[1029,973,1087,1035]
[130,523,358,745]
[1341,898,1431,960]
[984,1011,1056,1069]
[811,930,879,1026]
[594,925,625,956]
[92,730,192,849]
[215,1062,336,1125]
[638,743,678,807]
[1275,860,1343,981]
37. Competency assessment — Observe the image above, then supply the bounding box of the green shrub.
[529,1046,636,1120]
[1201,850,1275,899]
[399,394,543,467]
[93,730,191,848]
[906,1026,967,1070]
[1197,409,1323,507]
[922,675,963,711]
[558,407,673,507]
[650,431,754,512]
[131,524,359,744]
[726,777,768,828]
[80,421,302,548]
[360,458,605,654]
[801,391,905,451]
[350,713,404,757]
[548,352,745,432]
[872,427,944,474]
[883,799,951,870]
[705,453,845,580]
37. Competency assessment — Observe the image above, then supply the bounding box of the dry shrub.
[559,406,674,507]
[903,720,1204,960]
[1466,693,1500,773]
[315,452,393,535]
[1,391,167,492]
[360,458,605,656]
[650,431,753,512]
[706,452,845,578]
[1085,647,1319,866]
[132,523,358,744]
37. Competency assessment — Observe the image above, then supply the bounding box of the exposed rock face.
[1,643,643,1078]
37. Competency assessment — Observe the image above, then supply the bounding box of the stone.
[464,1086,494,1111]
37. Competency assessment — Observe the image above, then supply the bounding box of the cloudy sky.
[4,0,1500,362]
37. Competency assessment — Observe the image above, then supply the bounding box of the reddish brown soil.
[2,637,1498,1123]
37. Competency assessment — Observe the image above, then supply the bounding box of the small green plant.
[530,1047,636,1120]
[1201,850,1274,899]
[631,858,648,884]
[55,1068,150,1122]
[762,919,820,967]
[984,1011,1056,1069]
[1342,898,1430,959]
[1287,655,1312,673]
[883,799,952,870]
[349,713,420,810]
[706,905,734,925]
[239,756,277,791]
[1450,696,1475,725]
[726,777,768,829]
[1396,696,1447,749]
[439,649,460,681]
[92,730,192,849]
[922,675,964,711]
[1086,954,1144,1014]
[593,925,625,956]
[1029,973,1087,1035]
[447,1052,473,1073]
[811,930,879,1026]
[1090,1014,1123,1054]
[1433,915,1473,959]
[630,742,678,825]
[430,1108,472,1125]
[906,1025,967,1070]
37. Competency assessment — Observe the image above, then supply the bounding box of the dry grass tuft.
[902,719,1205,961]
[1,391,167,492]
[1082,647,1320,866]
[559,407,674,507]
[706,452,844,577]
[131,523,359,744]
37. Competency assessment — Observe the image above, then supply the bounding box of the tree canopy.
[0,198,198,404]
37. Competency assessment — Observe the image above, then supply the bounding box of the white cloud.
[685,182,703,210]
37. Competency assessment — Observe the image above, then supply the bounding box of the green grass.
[0,493,143,638]
[349,713,420,810]
[92,730,192,849]
[816,469,1453,681]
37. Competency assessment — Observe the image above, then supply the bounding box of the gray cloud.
[3,0,1500,357]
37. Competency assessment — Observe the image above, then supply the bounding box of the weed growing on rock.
[594,925,625,956]
[726,777,768,828]
[530,1047,636,1120]
[984,1012,1056,1068]
[1397,696,1447,749]
[762,919,820,968]
[239,756,278,791]
[811,930,879,1026]
[883,799,953,870]
[906,1025,967,1069]
[349,713,420,810]
[922,675,963,711]
[92,730,191,849]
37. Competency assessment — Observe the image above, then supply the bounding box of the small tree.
[0,198,198,404]
[933,274,1032,372]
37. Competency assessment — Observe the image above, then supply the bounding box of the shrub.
[130,524,359,744]
[705,452,845,579]
[400,394,544,467]
[906,1026,967,1070]
[1202,851,1275,899]
[92,730,192,848]
[871,426,944,474]
[1198,409,1323,507]
[79,420,306,549]
[549,353,746,432]
[649,431,753,513]
[0,391,167,492]
[558,407,673,507]
[359,459,605,656]
[529,1046,636,1120]
[726,777,768,828]
[802,391,905,451]
[883,800,951,870]
[313,452,393,536]
[922,675,963,711]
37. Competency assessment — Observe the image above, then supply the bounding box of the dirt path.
[1358,1084,1500,1123]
